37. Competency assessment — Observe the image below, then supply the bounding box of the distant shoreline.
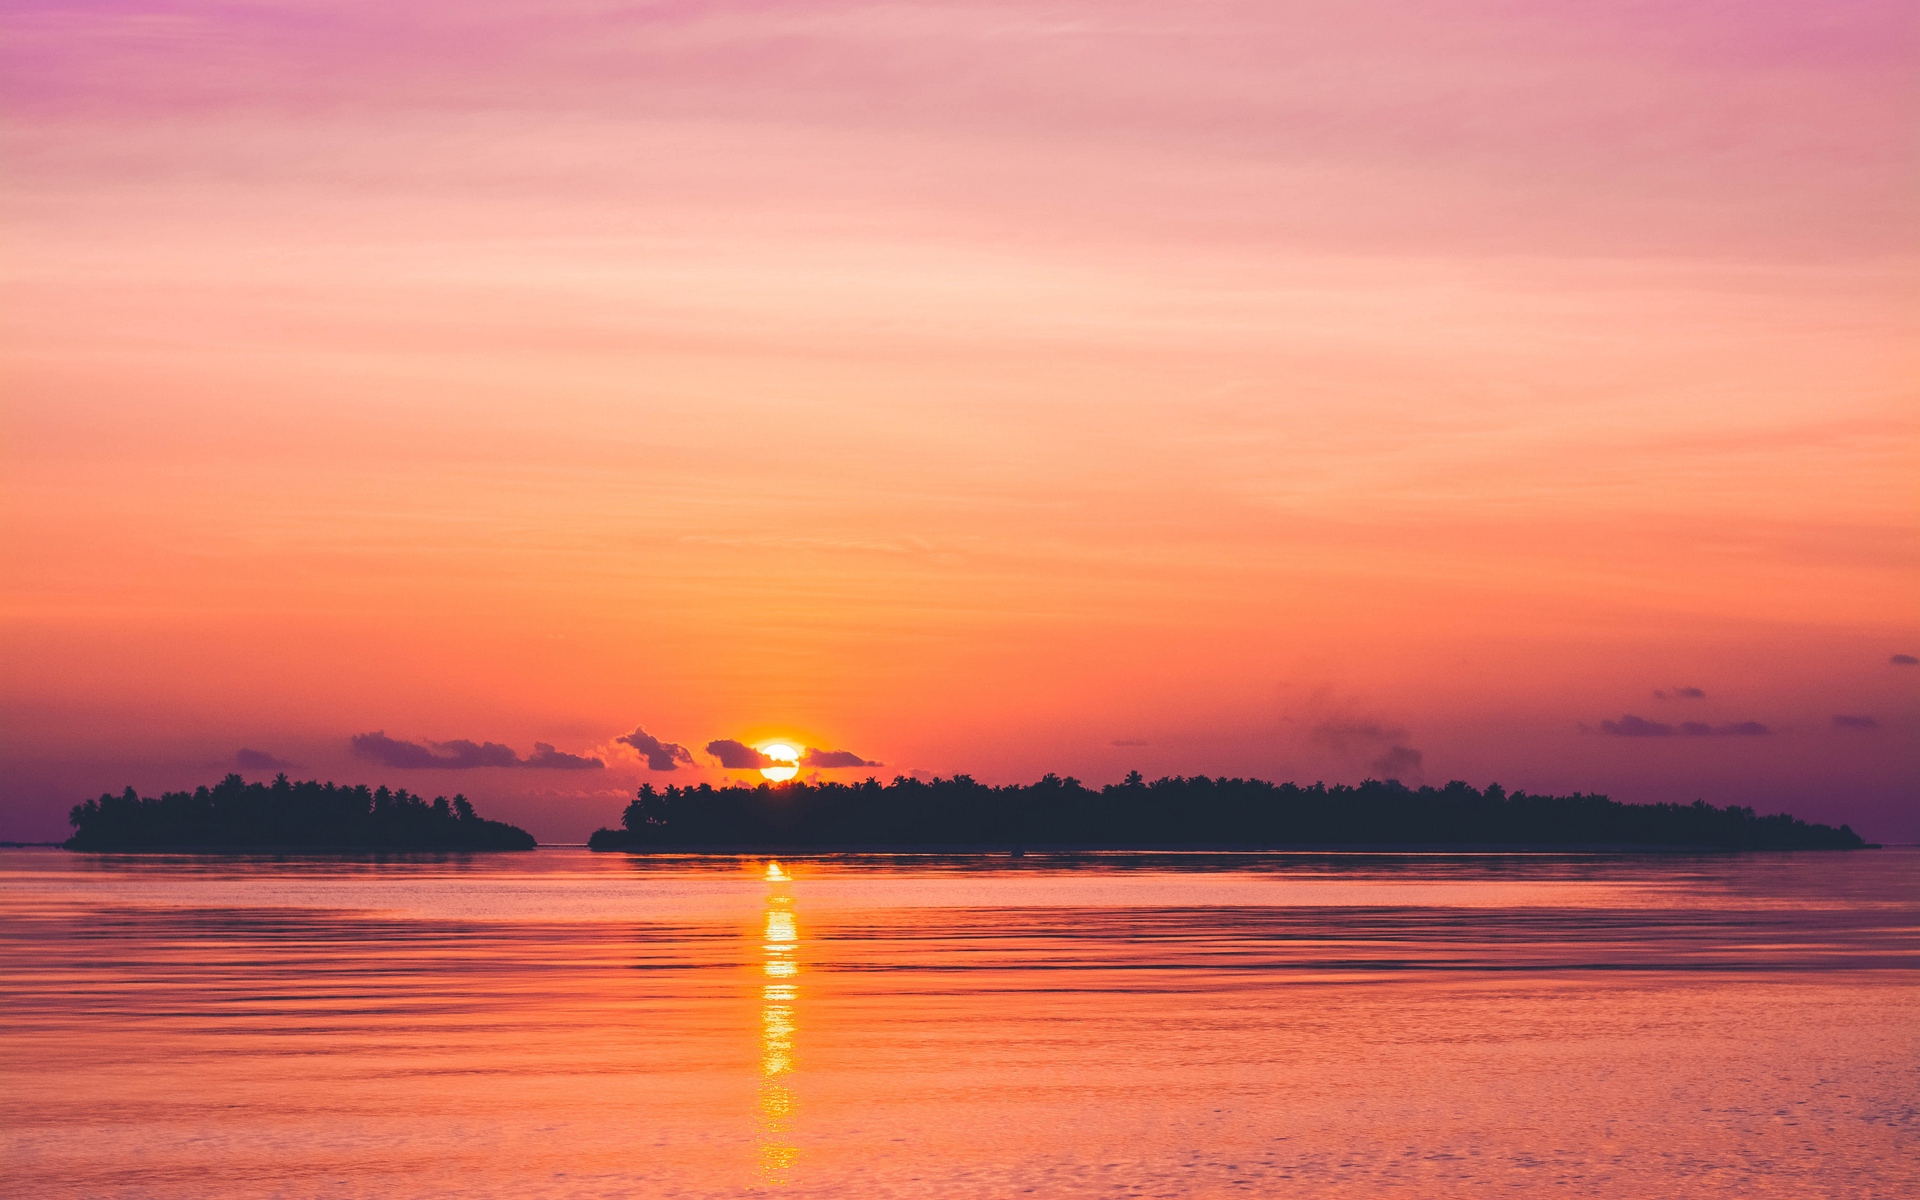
[5,841,1894,856]
[588,775,1869,852]
[50,840,541,852]
[61,776,537,852]
[586,841,1880,854]
[33,772,1879,854]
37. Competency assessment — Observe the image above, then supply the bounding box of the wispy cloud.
[349,731,604,769]
[1653,686,1707,699]
[1599,714,1673,737]
[1598,715,1770,738]
[1833,714,1878,730]
[1309,713,1422,781]
[615,726,695,771]
[1370,744,1423,778]
[234,747,296,770]
[1893,654,1918,666]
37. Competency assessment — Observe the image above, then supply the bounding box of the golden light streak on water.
[759,871,799,1184]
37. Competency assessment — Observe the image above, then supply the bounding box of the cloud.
[1601,715,1672,736]
[1370,745,1423,778]
[416,738,521,768]
[616,727,695,771]
[523,742,605,770]
[349,731,603,769]
[234,748,296,770]
[1310,717,1406,753]
[351,729,518,768]
[706,739,773,769]
[1111,738,1149,747]
[1833,714,1879,730]
[1598,715,1769,738]
[1653,687,1707,699]
[1308,713,1423,781]
[801,747,877,768]
[1893,654,1918,666]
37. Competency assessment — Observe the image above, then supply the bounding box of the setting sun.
[758,745,799,783]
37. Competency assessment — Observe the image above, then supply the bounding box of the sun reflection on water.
[759,863,799,1183]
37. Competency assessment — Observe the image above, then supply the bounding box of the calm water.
[3,848,1916,1198]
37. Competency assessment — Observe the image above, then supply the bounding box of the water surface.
[4,848,1916,1197]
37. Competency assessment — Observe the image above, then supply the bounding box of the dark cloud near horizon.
[350,731,604,769]
[1310,716,1423,782]
[352,732,514,768]
[1690,720,1768,737]
[1310,717,1403,749]
[801,748,877,768]
[1653,687,1706,699]
[1370,745,1423,778]
[1893,654,1918,666]
[616,727,695,771]
[522,742,605,770]
[1600,714,1671,737]
[1832,714,1879,730]
[234,748,296,771]
[707,739,773,769]
[1598,715,1770,738]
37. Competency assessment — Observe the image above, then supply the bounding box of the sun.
[758,743,800,782]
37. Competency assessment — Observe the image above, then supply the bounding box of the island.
[588,774,1868,850]
[65,774,537,851]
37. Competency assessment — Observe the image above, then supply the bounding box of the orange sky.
[3,0,1916,841]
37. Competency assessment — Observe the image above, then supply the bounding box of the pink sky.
[3,0,1916,842]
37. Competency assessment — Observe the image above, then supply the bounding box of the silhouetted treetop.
[587,774,1865,850]
[66,774,536,851]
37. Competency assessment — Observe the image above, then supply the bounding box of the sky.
[3,0,1916,843]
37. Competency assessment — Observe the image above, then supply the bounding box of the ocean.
[4,847,1915,1197]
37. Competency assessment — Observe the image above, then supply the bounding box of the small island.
[588,774,1868,850]
[65,774,537,851]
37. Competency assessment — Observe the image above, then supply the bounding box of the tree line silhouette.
[589,773,1867,850]
[66,774,536,851]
